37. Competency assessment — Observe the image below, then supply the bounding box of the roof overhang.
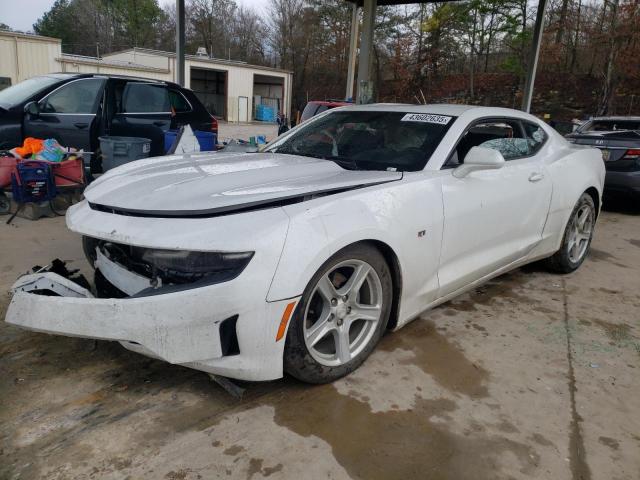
[344,0,459,5]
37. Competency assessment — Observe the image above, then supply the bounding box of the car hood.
[85,152,402,215]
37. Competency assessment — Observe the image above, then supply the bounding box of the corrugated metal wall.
[0,32,61,85]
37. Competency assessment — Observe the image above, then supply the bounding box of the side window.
[523,121,547,155]
[122,83,170,113]
[40,78,104,114]
[445,118,528,167]
[168,89,191,113]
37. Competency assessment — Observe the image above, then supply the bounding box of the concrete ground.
[0,201,639,480]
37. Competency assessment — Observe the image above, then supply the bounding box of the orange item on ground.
[14,137,44,158]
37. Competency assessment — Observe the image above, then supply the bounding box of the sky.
[0,0,270,33]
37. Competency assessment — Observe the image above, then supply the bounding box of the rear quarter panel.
[529,142,604,258]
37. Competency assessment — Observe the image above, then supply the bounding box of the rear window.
[169,89,191,113]
[122,83,170,113]
[580,120,640,132]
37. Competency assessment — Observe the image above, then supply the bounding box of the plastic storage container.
[99,136,151,172]
[255,105,276,122]
[164,130,217,153]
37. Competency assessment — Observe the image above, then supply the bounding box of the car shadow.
[602,194,640,216]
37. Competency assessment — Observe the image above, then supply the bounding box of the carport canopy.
[343,0,549,112]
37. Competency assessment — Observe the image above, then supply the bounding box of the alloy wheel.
[303,259,383,367]
[567,204,594,263]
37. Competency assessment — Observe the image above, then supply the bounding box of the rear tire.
[545,193,596,273]
[284,244,392,384]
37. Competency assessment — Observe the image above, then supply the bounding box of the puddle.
[266,384,539,480]
[444,271,546,315]
[379,319,489,398]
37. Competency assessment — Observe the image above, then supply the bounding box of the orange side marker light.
[276,301,296,342]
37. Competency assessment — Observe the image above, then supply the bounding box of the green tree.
[33,0,78,48]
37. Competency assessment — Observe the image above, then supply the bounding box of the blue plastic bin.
[164,130,217,153]
[255,105,276,122]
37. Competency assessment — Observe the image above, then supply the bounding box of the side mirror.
[453,146,505,178]
[24,101,40,117]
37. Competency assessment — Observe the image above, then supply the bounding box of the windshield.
[579,119,640,133]
[266,110,456,171]
[0,76,63,109]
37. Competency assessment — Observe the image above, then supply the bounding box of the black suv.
[0,73,217,172]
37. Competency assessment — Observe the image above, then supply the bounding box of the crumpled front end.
[5,200,298,381]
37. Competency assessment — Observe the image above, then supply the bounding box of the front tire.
[545,193,596,273]
[284,244,393,384]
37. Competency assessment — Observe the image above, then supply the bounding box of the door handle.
[528,172,544,182]
[74,123,88,129]
[153,121,168,127]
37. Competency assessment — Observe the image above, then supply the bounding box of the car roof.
[45,72,180,88]
[335,103,478,116]
[308,100,353,107]
[327,103,550,127]
[589,116,640,121]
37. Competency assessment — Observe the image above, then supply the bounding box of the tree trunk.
[569,0,582,73]
[555,0,570,44]
[485,8,497,73]
[469,9,478,100]
[588,1,608,76]
[598,0,620,115]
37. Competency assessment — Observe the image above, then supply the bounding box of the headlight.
[141,249,254,284]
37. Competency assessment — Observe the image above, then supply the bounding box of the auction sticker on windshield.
[401,113,452,125]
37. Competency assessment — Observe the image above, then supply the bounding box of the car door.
[109,82,172,156]
[437,118,552,297]
[23,77,106,151]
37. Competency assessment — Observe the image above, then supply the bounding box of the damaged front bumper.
[6,271,299,381]
[4,200,299,381]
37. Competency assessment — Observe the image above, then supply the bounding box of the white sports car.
[6,105,604,383]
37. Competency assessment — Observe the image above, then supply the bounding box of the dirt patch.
[165,469,190,480]
[627,239,640,248]
[0,327,273,479]
[379,319,489,398]
[598,436,620,450]
[588,248,629,268]
[592,319,633,344]
[529,433,555,447]
[246,458,282,479]
[267,384,539,480]
[224,445,245,456]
